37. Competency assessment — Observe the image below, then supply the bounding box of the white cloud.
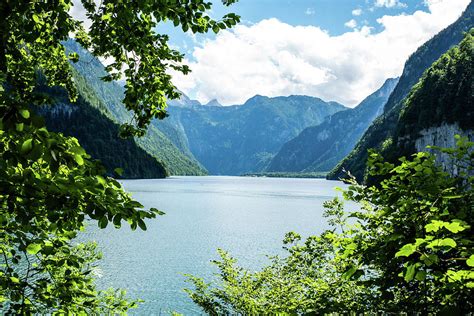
[172,0,469,107]
[344,19,358,28]
[352,8,363,16]
[305,8,316,15]
[70,0,97,31]
[374,0,407,8]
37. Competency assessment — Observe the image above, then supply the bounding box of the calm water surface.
[83,176,352,315]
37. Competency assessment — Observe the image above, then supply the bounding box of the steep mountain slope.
[386,29,473,165]
[166,95,346,175]
[267,78,398,173]
[328,2,473,181]
[63,40,207,176]
[38,74,168,179]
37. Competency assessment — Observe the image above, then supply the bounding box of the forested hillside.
[38,80,168,179]
[385,29,473,161]
[61,40,207,176]
[328,2,473,181]
[166,95,346,175]
[267,78,398,173]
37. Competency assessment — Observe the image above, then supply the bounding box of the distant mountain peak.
[246,94,269,103]
[204,99,223,107]
[168,91,201,108]
[375,77,400,98]
[244,94,346,109]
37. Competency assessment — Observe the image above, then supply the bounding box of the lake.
[82,176,352,315]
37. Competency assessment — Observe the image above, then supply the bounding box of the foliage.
[79,0,240,137]
[0,0,238,313]
[38,87,169,179]
[186,137,474,314]
[392,28,474,156]
[328,3,473,182]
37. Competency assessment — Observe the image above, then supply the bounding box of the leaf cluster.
[1,0,238,313]
[186,137,474,314]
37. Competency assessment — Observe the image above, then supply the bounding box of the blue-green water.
[83,176,350,315]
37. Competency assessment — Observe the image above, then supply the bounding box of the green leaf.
[114,168,124,176]
[137,219,147,231]
[425,220,443,233]
[19,109,30,119]
[444,221,466,233]
[68,52,79,63]
[150,207,165,215]
[26,243,42,255]
[428,238,457,249]
[9,277,20,283]
[98,216,108,229]
[74,154,84,166]
[21,139,33,154]
[395,244,416,257]
[404,264,416,282]
[342,265,357,280]
[420,253,439,266]
[415,270,426,281]
[101,13,111,21]
[467,255,474,267]
[113,215,122,227]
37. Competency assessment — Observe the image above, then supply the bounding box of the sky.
[71,0,471,107]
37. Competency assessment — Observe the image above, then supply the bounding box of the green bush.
[186,137,474,314]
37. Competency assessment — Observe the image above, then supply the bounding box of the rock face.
[328,3,474,182]
[415,124,474,176]
[266,78,398,173]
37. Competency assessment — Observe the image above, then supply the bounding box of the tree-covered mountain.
[38,81,168,179]
[382,29,473,167]
[165,95,346,175]
[60,40,207,176]
[328,2,474,181]
[267,78,398,173]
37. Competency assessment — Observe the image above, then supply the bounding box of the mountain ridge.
[63,40,208,176]
[164,94,347,175]
[328,2,474,181]
[267,77,399,173]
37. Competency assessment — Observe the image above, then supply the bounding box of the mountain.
[328,2,474,181]
[165,95,346,175]
[267,78,398,173]
[61,40,207,176]
[384,29,473,171]
[38,73,168,179]
[204,99,223,107]
[48,41,343,177]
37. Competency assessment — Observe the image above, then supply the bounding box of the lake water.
[83,176,352,315]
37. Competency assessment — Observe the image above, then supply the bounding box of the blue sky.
[70,0,471,107]
[163,0,431,58]
[163,0,470,107]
